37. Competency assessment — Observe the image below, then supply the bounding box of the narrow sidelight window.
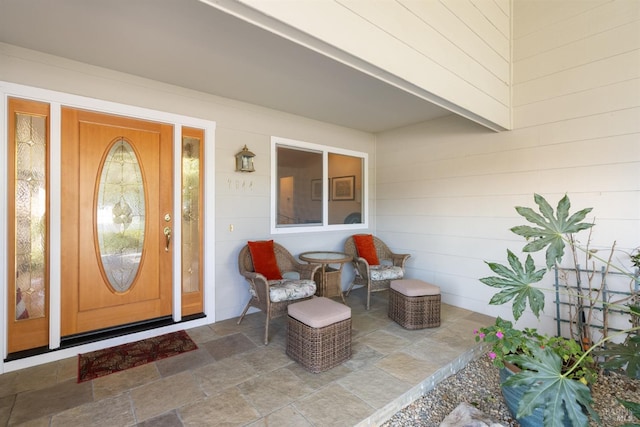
[7,98,50,353]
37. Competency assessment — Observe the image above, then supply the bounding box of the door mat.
[77,330,198,382]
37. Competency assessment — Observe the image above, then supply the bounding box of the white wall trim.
[0,87,7,374]
[172,126,183,322]
[203,126,216,320]
[49,102,62,349]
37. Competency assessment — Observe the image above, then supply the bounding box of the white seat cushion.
[266,279,316,302]
[370,265,403,281]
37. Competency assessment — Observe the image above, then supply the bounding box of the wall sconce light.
[235,145,255,172]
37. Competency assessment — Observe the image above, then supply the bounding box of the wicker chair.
[344,235,411,310]
[237,242,321,344]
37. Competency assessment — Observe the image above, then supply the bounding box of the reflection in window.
[276,146,322,226]
[328,153,363,225]
[273,138,365,231]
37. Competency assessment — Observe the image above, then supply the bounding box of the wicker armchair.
[237,242,320,344]
[344,235,411,310]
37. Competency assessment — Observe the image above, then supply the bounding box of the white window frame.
[270,136,368,234]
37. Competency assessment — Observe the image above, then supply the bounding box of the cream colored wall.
[375,0,640,333]
[235,0,511,130]
[0,43,376,322]
[1,0,637,355]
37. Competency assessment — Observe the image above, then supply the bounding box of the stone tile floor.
[0,287,494,426]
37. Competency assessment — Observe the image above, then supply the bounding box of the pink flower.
[479,332,485,339]
[496,331,504,339]
[488,352,497,360]
[473,329,479,335]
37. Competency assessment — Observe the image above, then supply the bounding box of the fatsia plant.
[481,250,546,320]
[505,346,599,427]
[598,335,640,379]
[617,399,640,427]
[511,193,594,270]
[481,194,594,321]
[479,193,640,427]
[596,303,640,380]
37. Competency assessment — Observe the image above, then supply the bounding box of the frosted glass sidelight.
[14,114,47,320]
[182,136,200,294]
[96,139,146,293]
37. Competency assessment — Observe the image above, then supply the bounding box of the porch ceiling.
[0,0,452,133]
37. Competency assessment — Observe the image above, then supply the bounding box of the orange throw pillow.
[247,240,283,280]
[353,234,380,265]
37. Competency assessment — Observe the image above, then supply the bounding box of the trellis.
[554,266,639,346]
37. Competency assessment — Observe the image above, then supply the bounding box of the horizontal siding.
[514,0,639,62]
[514,51,640,106]
[377,114,640,329]
[513,0,610,39]
[404,1,509,79]
[514,78,639,128]
[338,0,509,104]
[494,0,511,26]
[443,0,510,59]
[537,106,640,143]
[238,0,511,129]
[514,21,640,84]
[513,0,640,131]
[470,0,510,38]
[374,0,640,330]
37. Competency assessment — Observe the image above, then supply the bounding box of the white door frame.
[0,81,216,373]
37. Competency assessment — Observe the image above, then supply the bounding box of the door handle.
[163,226,172,252]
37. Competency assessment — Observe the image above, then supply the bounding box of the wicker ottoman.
[286,297,352,373]
[389,279,441,329]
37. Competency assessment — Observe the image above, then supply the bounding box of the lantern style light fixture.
[235,145,255,172]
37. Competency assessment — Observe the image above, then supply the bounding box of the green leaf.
[480,250,547,320]
[596,336,640,379]
[510,194,594,270]
[617,398,640,421]
[504,347,598,427]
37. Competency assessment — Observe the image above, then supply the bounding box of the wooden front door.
[61,108,173,336]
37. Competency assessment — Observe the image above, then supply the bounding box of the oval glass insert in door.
[96,138,146,293]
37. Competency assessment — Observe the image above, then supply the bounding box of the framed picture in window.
[311,179,323,201]
[331,175,355,201]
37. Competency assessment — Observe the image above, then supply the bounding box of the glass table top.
[299,251,352,263]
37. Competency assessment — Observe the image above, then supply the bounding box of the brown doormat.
[77,330,198,382]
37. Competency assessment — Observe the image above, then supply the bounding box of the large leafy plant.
[505,347,599,427]
[479,194,640,427]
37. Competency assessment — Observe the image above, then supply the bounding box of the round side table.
[299,251,352,304]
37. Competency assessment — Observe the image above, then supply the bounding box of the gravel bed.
[382,355,639,427]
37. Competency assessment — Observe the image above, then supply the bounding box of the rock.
[383,355,639,427]
[439,402,506,427]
